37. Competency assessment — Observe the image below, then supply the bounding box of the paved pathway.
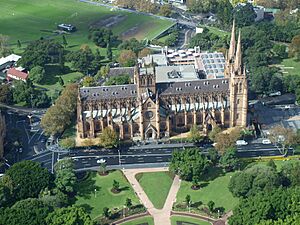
[123,167,181,225]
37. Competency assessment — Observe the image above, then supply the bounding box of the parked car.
[236,140,248,146]
[262,139,271,144]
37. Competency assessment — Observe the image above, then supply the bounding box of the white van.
[236,140,248,146]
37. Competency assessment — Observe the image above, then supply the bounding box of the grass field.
[121,216,154,225]
[0,0,174,49]
[171,216,211,225]
[136,171,174,209]
[279,57,300,76]
[176,168,239,212]
[75,170,139,219]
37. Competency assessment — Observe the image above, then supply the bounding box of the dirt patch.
[90,15,127,29]
[121,25,139,40]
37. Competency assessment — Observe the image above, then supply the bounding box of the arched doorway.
[145,127,156,140]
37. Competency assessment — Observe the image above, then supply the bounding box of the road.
[28,142,294,172]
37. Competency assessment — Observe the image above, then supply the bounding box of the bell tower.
[226,22,248,127]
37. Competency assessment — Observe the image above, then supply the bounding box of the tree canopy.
[41,84,78,136]
[0,198,52,225]
[99,127,119,148]
[19,39,64,70]
[169,148,209,181]
[3,160,51,202]
[46,206,94,225]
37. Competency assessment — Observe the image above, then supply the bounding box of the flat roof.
[140,65,199,83]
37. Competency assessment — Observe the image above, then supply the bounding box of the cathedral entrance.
[145,126,156,140]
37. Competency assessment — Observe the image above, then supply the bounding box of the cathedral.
[77,22,248,141]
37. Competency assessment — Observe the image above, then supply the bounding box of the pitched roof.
[80,84,137,101]
[7,68,28,80]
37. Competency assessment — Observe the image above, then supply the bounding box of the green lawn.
[121,216,154,225]
[176,168,239,212]
[136,171,174,209]
[171,216,211,225]
[0,0,174,50]
[75,170,139,219]
[280,57,300,76]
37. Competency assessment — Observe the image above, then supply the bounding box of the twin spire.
[228,20,243,73]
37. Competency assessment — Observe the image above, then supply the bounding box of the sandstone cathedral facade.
[77,22,248,141]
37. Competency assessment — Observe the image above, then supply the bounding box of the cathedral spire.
[234,29,242,72]
[228,19,236,61]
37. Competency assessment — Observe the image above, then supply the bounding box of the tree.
[0,84,13,104]
[185,194,191,206]
[118,50,137,67]
[99,127,118,148]
[82,76,95,87]
[17,40,22,49]
[54,158,76,194]
[281,161,300,187]
[208,200,215,212]
[272,44,287,59]
[41,84,78,136]
[219,147,239,171]
[0,183,12,207]
[99,161,107,175]
[106,42,113,61]
[19,39,64,69]
[289,34,300,60]
[29,66,45,84]
[125,198,132,209]
[234,3,256,27]
[169,148,209,181]
[67,45,95,75]
[89,28,119,48]
[103,207,110,218]
[3,161,51,202]
[46,206,93,225]
[208,126,222,142]
[118,38,144,56]
[0,198,52,225]
[228,164,280,198]
[228,188,300,225]
[138,48,152,58]
[186,0,217,13]
[188,124,204,143]
[12,80,35,105]
[62,35,68,47]
[266,159,277,171]
[59,137,76,149]
[58,76,64,86]
[216,0,233,27]
[208,148,219,165]
[112,180,120,192]
[268,126,299,156]
[97,65,110,79]
[215,127,242,154]
[159,4,172,17]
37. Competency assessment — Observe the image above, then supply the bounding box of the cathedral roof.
[157,78,229,96]
[80,84,137,101]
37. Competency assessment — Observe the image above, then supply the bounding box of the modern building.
[77,22,248,141]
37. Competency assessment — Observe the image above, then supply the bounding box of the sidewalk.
[123,168,181,225]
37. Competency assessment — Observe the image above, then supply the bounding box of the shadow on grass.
[119,186,130,192]
[199,182,209,188]
[201,166,225,182]
[75,172,100,200]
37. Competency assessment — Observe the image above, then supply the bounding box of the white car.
[262,139,271,145]
[236,140,248,146]
[97,159,106,164]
